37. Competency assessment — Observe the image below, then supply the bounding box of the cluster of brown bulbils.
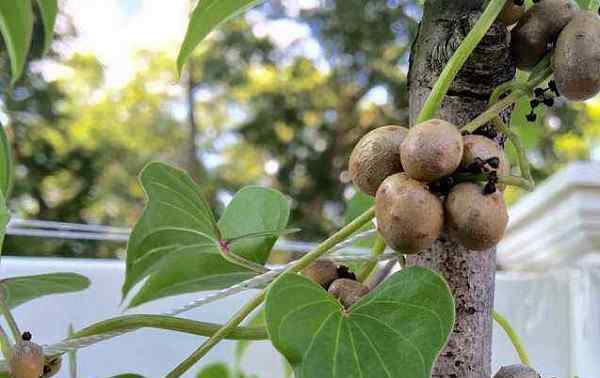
[505,0,600,102]
[301,120,509,308]
[351,120,509,255]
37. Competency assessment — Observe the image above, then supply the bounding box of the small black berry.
[337,265,357,281]
[530,99,540,108]
[526,113,537,122]
[543,97,555,107]
[514,0,524,5]
[534,88,545,98]
[21,331,32,341]
[483,182,497,195]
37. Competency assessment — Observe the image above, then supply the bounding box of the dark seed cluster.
[526,80,560,123]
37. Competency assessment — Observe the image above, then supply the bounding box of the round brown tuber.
[553,11,600,101]
[328,278,369,308]
[445,182,509,251]
[9,341,44,378]
[301,260,338,288]
[349,125,408,196]
[511,0,577,70]
[400,119,463,183]
[375,173,444,254]
[493,364,541,378]
[498,1,525,26]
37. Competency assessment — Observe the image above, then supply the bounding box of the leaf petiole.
[493,310,531,366]
[166,207,376,377]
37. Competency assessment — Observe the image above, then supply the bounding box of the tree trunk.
[407,1,515,377]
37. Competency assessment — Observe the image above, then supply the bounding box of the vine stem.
[357,233,386,282]
[0,298,20,342]
[166,207,376,377]
[461,68,552,134]
[0,325,11,362]
[70,314,268,341]
[493,310,531,366]
[416,0,508,123]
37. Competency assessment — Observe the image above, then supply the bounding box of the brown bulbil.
[400,119,463,182]
[349,125,408,196]
[9,341,44,378]
[462,135,510,188]
[498,1,525,26]
[511,0,577,70]
[445,183,508,251]
[328,278,369,308]
[553,11,600,101]
[301,260,338,288]
[493,364,541,378]
[375,173,444,254]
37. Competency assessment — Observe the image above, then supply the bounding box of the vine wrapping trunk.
[407,1,516,376]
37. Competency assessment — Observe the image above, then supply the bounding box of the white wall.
[1,256,597,378]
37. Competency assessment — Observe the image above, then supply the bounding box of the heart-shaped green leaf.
[123,162,290,308]
[266,267,455,378]
[0,273,90,309]
[0,0,33,83]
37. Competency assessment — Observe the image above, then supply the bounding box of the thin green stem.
[166,207,376,377]
[218,244,268,274]
[491,115,534,189]
[68,324,77,378]
[493,310,531,366]
[0,325,11,361]
[461,91,524,133]
[0,299,20,342]
[454,172,533,191]
[70,314,269,341]
[416,0,508,123]
[357,234,386,282]
[461,69,552,134]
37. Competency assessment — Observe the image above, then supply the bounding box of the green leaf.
[197,363,230,378]
[0,0,33,83]
[0,191,10,256]
[123,162,290,308]
[177,0,264,75]
[0,273,90,310]
[575,0,600,10]
[0,124,13,198]
[35,0,58,54]
[265,267,455,378]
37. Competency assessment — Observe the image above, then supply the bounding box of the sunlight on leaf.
[266,267,455,378]
[0,123,13,199]
[0,0,33,82]
[177,0,265,76]
[0,273,90,310]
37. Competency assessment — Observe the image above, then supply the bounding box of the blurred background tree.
[0,0,599,258]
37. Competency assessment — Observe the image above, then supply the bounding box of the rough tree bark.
[407,1,515,377]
